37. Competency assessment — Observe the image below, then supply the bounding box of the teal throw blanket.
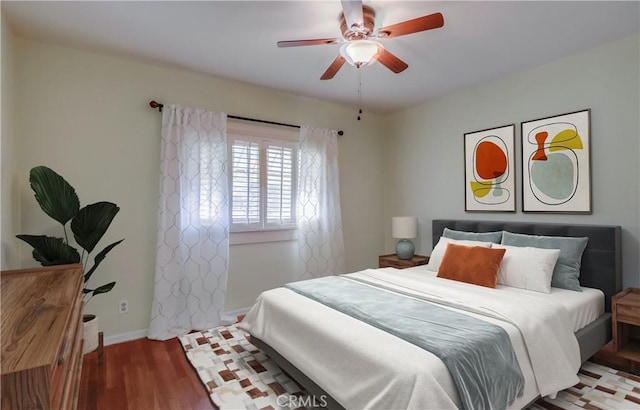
[285,276,524,410]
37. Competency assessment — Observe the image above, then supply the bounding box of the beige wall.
[8,27,638,339]
[10,38,386,337]
[0,12,21,269]
[383,34,640,288]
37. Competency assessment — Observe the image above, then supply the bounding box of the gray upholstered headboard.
[432,220,622,312]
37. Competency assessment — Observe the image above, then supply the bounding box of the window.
[228,121,298,233]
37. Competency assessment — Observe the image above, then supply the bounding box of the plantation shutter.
[230,139,261,226]
[228,128,298,231]
[266,144,295,226]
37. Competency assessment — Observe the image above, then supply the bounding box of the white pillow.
[427,237,493,272]
[493,244,561,294]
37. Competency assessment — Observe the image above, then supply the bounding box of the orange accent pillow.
[436,243,506,288]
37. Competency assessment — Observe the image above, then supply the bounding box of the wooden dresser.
[1,264,84,410]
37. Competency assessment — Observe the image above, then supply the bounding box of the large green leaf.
[71,202,120,253]
[16,235,81,266]
[29,166,80,225]
[86,281,116,297]
[84,239,124,284]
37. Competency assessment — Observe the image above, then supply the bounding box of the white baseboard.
[104,329,148,346]
[104,307,252,346]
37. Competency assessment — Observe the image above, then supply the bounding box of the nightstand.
[379,254,429,269]
[612,288,640,371]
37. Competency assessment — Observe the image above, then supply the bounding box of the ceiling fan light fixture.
[340,40,380,68]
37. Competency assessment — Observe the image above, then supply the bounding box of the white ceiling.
[3,1,639,114]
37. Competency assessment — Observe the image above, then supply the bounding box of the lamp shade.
[392,216,418,239]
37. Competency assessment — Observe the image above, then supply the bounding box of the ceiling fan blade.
[378,12,444,39]
[376,48,408,74]
[321,55,347,80]
[277,38,339,48]
[341,0,364,30]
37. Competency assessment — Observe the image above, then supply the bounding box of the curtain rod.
[149,101,344,136]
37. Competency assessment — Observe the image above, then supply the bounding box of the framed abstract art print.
[521,109,591,213]
[464,124,516,212]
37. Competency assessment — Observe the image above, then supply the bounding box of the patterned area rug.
[180,325,640,410]
[529,361,640,410]
[179,325,306,409]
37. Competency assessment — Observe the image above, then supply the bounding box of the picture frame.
[521,109,591,213]
[464,124,516,212]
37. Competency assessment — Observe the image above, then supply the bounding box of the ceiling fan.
[277,0,444,80]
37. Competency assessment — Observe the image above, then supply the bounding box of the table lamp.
[392,216,418,260]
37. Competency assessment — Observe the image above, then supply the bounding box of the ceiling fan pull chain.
[357,68,362,121]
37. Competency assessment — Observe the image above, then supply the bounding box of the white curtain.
[297,126,345,280]
[148,104,229,340]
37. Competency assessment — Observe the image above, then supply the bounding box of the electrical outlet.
[119,300,128,314]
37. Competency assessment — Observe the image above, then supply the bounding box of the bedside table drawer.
[617,305,640,326]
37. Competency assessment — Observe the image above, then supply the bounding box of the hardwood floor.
[79,337,214,410]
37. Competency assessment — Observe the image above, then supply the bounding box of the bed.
[240,220,622,409]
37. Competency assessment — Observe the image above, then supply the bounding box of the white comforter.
[240,268,581,409]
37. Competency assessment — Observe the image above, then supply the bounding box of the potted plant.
[17,166,124,353]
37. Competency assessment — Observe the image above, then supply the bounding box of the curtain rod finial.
[149,100,163,112]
